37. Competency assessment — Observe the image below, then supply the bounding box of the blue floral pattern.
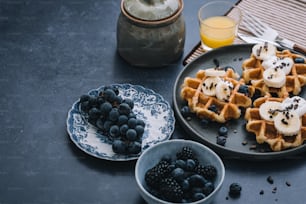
[66,84,175,161]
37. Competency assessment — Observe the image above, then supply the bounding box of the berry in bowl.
[135,139,225,204]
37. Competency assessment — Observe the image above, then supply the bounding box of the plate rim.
[66,83,175,161]
[173,43,306,160]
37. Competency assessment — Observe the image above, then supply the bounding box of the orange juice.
[200,16,236,49]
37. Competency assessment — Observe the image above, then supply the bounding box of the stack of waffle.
[243,43,306,151]
[181,42,306,151]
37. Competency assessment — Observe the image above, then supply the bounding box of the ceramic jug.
[116,0,185,67]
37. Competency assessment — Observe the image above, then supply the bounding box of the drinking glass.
[198,1,241,50]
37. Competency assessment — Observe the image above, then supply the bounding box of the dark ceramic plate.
[173,44,306,160]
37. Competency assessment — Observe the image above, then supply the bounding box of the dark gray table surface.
[1,0,306,203]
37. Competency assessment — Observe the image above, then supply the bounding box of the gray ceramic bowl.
[135,139,225,204]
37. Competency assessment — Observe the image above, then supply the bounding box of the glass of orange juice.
[198,1,241,50]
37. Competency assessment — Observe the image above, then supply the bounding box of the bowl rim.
[135,139,225,204]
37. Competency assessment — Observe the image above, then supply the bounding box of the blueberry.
[136,119,145,127]
[111,86,119,95]
[100,102,112,115]
[218,126,228,136]
[191,187,203,194]
[181,106,192,118]
[229,183,242,197]
[181,179,190,191]
[122,98,134,109]
[171,168,185,180]
[88,107,101,120]
[186,159,196,171]
[203,182,214,196]
[294,57,305,63]
[126,129,137,141]
[88,96,98,107]
[208,104,218,113]
[128,118,137,128]
[80,101,90,112]
[80,94,90,103]
[109,125,120,138]
[238,85,249,95]
[175,159,186,169]
[192,192,206,202]
[118,103,131,115]
[200,118,210,128]
[109,108,120,122]
[128,112,136,119]
[103,120,113,132]
[252,89,262,101]
[188,174,207,187]
[117,115,128,126]
[113,95,122,104]
[127,141,142,154]
[135,125,144,136]
[216,136,227,146]
[96,96,105,105]
[119,124,129,135]
[103,86,119,96]
[112,140,127,154]
[103,89,116,102]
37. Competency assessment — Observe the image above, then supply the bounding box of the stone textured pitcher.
[117,0,185,67]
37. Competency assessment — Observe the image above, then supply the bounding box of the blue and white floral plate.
[66,84,175,161]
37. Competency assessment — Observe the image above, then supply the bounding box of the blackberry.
[195,165,217,180]
[159,177,184,202]
[176,146,195,161]
[145,161,170,188]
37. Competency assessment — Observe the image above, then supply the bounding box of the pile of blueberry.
[79,86,145,155]
[144,147,218,203]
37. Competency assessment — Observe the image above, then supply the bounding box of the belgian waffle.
[245,96,306,151]
[181,68,254,123]
[242,49,306,98]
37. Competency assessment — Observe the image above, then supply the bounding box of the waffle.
[242,49,306,98]
[245,97,306,151]
[181,68,255,123]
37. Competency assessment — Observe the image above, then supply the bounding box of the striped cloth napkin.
[183,0,306,65]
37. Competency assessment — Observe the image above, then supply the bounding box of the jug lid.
[123,0,180,21]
